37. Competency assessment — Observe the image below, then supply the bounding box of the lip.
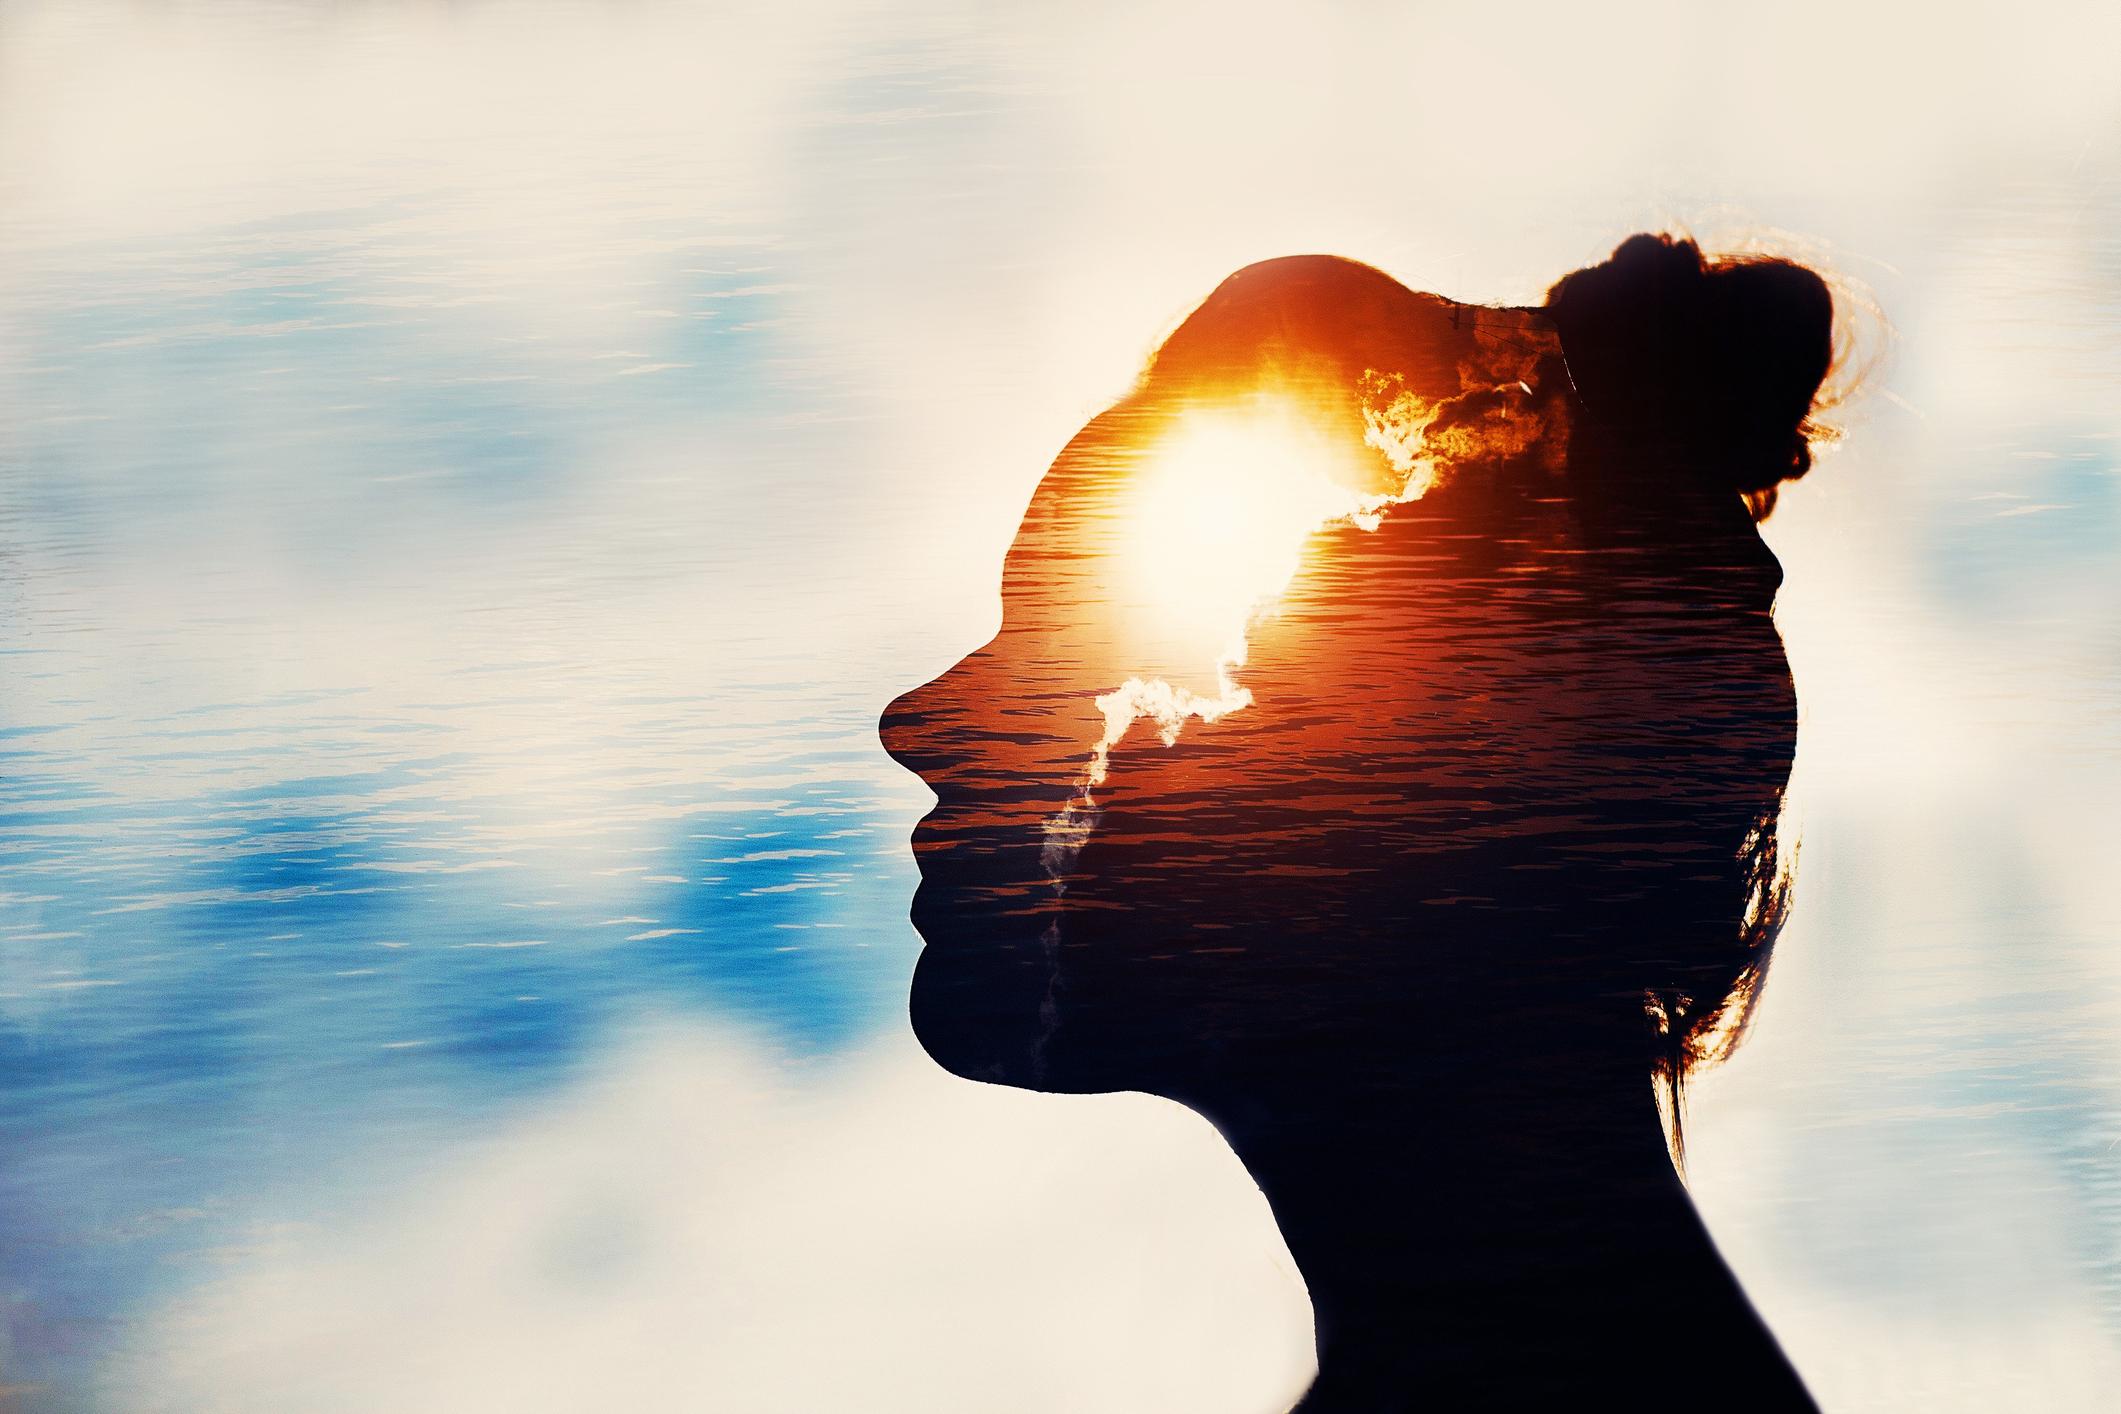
[903,803,1024,886]
[908,864,1056,937]
[905,807,947,871]
[901,814,957,915]
[903,806,977,938]
[903,805,1060,945]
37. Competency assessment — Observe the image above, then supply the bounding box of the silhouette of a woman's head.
[883,235,1837,1410]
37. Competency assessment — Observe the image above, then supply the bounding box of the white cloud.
[99,1025,1315,1414]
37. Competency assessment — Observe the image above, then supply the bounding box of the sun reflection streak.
[1041,387,1436,884]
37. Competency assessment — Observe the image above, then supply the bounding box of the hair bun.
[1545,234,1835,518]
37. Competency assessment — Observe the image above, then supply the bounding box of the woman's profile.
[882,234,1838,1411]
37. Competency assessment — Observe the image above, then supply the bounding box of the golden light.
[1119,394,1385,683]
[1042,390,1413,877]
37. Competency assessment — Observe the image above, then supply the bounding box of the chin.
[905,899,1067,1090]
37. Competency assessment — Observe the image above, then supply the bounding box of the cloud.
[1691,1056,2121,1414]
[98,1024,1315,1414]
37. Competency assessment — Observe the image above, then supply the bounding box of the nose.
[879,682,927,779]
[880,657,966,785]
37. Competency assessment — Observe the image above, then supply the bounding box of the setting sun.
[1122,395,1385,675]
[1043,390,1412,857]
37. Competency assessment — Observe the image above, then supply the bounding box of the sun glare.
[1123,397,1381,674]
[1043,393,1413,882]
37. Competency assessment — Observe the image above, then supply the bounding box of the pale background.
[1,2,2117,1409]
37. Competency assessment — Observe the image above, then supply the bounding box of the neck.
[1211,1051,1816,1412]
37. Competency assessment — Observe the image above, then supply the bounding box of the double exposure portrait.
[2,4,2116,1411]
